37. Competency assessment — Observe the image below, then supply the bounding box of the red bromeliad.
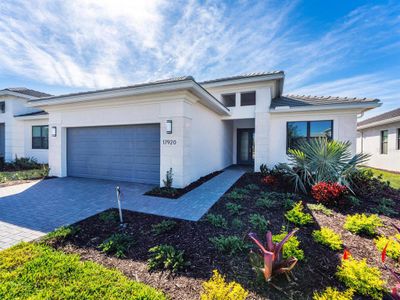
[261,175,276,186]
[248,229,298,281]
[311,182,347,206]
[381,224,400,300]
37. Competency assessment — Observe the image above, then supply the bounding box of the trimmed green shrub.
[249,214,269,233]
[336,258,385,300]
[344,213,382,236]
[225,188,249,200]
[209,235,248,255]
[245,183,260,191]
[225,202,242,215]
[205,214,228,229]
[272,231,304,261]
[231,218,244,230]
[307,203,333,216]
[147,244,188,273]
[99,233,134,258]
[151,220,177,236]
[313,287,354,300]
[42,225,79,242]
[285,202,313,226]
[256,196,277,209]
[99,210,119,223]
[312,227,343,250]
[375,234,400,260]
[373,198,398,217]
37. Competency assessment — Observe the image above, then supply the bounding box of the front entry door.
[237,128,255,165]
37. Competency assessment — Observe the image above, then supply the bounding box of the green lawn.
[365,167,400,189]
[0,168,49,183]
[0,242,165,300]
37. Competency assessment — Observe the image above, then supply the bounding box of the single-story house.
[357,108,400,172]
[0,72,380,187]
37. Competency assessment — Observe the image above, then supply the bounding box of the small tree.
[163,168,173,188]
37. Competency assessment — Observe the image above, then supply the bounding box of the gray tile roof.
[200,71,284,84]
[358,108,400,127]
[2,87,52,98]
[14,110,48,118]
[271,94,379,108]
[29,76,194,102]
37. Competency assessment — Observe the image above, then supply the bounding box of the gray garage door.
[67,124,160,184]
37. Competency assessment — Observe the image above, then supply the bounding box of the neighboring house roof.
[199,71,284,84]
[357,108,400,129]
[14,110,48,118]
[1,87,51,98]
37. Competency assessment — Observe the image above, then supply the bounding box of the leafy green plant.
[312,227,343,250]
[147,244,188,273]
[151,220,177,236]
[375,234,400,260]
[373,198,398,217]
[245,183,260,191]
[231,218,244,230]
[200,269,249,300]
[276,138,370,193]
[259,164,269,177]
[285,202,313,226]
[248,229,299,281]
[99,210,119,223]
[337,254,385,300]
[272,231,304,260]
[163,168,173,188]
[249,214,269,233]
[225,202,242,215]
[206,214,228,229]
[347,195,361,207]
[99,233,134,258]
[225,188,249,200]
[344,213,382,236]
[313,287,354,300]
[256,195,277,209]
[307,203,333,216]
[209,235,248,255]
[42,225,79,242]
[283,198,295,210]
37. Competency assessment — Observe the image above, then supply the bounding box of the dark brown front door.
[237,128,255,165]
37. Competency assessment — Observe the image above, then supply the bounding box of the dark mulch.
[145,170,223,199]
[47,172,399,300]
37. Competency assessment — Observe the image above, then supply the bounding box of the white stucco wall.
[357,121,400,172]
[268,110,358,167]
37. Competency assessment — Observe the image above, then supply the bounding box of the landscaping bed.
[44,170,400,299]
[145,170,223,199]
[0,157,50,186]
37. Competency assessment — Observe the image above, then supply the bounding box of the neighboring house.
[1,72,380,187]
[357,108,400,172]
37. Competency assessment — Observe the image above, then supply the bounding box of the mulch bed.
[48,172,400,299]
[144,170,223,199]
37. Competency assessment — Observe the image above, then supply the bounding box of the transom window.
[240,91,256,106]
[32,126,48,149]
[380,130,388,154]
[287,120,333,151]
[0,102,4,113]
[221,93,236,107]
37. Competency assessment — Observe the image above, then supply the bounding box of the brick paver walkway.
[0,166,245,250]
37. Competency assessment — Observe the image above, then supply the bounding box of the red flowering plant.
[261,175,277,186]
[311,182,348,206]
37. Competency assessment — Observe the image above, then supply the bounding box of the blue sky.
[0,0,399,119]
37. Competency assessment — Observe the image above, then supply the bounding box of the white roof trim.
[357,116,400,130]
[0,90,37,100]
[270,101,381,113]
[14,114,49,120]
[200,74,285,88]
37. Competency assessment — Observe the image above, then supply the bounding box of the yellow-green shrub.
[312,227,343,250]
[285,202,313,226]
[200,270,248,300]
[375,234,400,260]
[313,287,354,300]
[272,231,304,261]
[343,213,382,236]
[336,258,385,300]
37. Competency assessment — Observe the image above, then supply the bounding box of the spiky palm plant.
[277,138,370,193]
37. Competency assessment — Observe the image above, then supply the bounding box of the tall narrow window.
[397,128,400,150]
[380,130,388,154]
[32,126,48,149]
[0,102,4,113]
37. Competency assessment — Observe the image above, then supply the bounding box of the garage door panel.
[67,124,160,184]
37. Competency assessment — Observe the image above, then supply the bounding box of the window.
[32,126,48,149]
[380,130,388,154]
[287,120,333,151]
[240,91,256,106]
[397,128,400,150]
[0,102,4,113]
[221,93,236,107]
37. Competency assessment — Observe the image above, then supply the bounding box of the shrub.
[336,257,385,300]
[99,233,134,258]
[256,192,298,209]
[225,188,249,200]
[99,210,119,223]
[245,183,259,191]
[6,156,42,171]
[163,168,173,188]
[311,182,347,206]
[272,231,304,260]
[147,244,188,273]
[256,195,277,209]
[343,213,382,236]
[200,270,248,300]
[249,214,269,233]
[42,225,79,242]
[209,235,247,255]
[313,287,354,300]
[225,202,242,215]
[373,198,398,217]
[261,175,277,186]
[307,203,333,216]
[0,167,50,183]
[347,195,361,207]
[312,227,343,250]
[206,214,228,229]
[151,220,177,236]
[231,218,244,230]
[375,234,400,260]
[259,164,269,177]
[285,202,313,226]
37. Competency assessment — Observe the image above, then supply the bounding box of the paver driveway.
[0,167,245,250]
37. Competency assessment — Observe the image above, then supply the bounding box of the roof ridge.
[285,94,378,102]
[200,71,284,84]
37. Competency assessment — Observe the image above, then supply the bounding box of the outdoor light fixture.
[166,120,172,134]
[51,126,57,137]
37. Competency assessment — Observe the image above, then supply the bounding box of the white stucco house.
[0,72,380,187]
[357,108,400,172]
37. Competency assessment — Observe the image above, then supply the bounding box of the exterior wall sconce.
[51,126,57,137]
[166,120,172,134]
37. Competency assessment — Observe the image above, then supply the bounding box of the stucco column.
[254,87,272,171]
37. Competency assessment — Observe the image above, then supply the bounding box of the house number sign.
[162,139,177,145]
